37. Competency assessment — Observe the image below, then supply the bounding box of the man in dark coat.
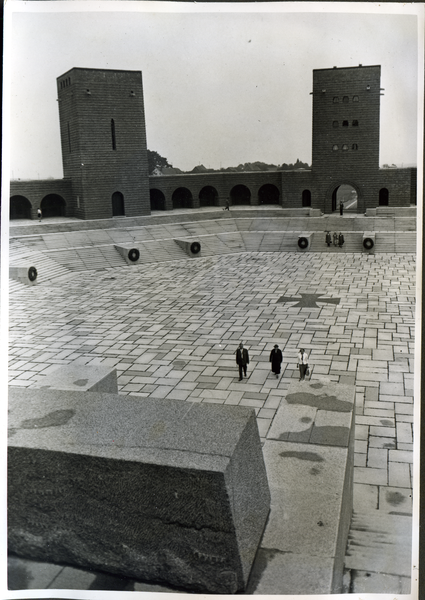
[270,344,283,378]
[236,342,249,381]
[338,232,345,247]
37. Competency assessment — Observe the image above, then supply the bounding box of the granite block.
[8,387,270,594]
[32,364,118,394]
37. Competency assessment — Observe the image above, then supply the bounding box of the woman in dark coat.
[270,344,283,378]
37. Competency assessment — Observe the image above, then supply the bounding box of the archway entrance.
[150,189,166,211]
[112,192,125,216]
[41,194,66,218]
[230,185,251,206]
[258,184,280,205]
[199,186,218,207]
[10,195,31,219]
[172,188,192,209]
[379,188,389,206]
[331,184,358,213]
[302,190,311,207]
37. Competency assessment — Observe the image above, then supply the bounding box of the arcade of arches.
[10,194,67,219]
[149,184,281,210]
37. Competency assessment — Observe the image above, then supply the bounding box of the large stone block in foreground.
[8,387,270,594]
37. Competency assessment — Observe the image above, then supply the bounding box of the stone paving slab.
[8,243,416,595]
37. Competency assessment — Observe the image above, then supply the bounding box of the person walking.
[236,342,249,381]
[269,344,283,378]
[339,201,344,216]
[338,232,345,247]
[223,198,230,211]
[37,208,42,222]
[325,231,332,247]
[297,348,309,381]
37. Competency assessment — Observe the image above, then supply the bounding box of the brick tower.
[311,65,382,213]
[57,68,150,219]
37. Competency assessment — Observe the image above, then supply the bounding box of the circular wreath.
[297,237,309,249]
[128,248,140,262]
[190,242,201,254]
[363,237,374,250]
[28,266,38,282]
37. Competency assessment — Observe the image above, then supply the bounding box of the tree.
[147,150,172,175]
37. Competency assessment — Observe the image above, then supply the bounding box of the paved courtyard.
[8,248,416,593]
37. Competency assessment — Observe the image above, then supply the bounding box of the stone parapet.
[248,378,355,595]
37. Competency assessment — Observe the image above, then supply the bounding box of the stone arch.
[230,185,251,206]
[112,191,125,216]
[302,190,311,207]
[40,194,67,218]
[199,186,218,207]
[172,187,193,209]
[150,189,166,211]
[327,181,361,214]
[379,188,389,206]
[10,195,32,219]
[258,184,280,205]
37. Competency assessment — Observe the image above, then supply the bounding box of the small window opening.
[111,119,117,150]
[342,144,348,151]
[342,120,349,127]
[333,97,339,103]
[353,95,359,102]
[332,145,339,151]
[352,144,358,150]
[352,120,359,127]
[343,96,349,103]
[332,121,339,128]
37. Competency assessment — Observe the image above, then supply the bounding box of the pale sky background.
[4,3,422,179]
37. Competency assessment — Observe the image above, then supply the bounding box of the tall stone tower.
[57,68,150,219]
[311,65,382,213]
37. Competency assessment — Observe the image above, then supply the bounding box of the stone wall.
[57,68,150,220]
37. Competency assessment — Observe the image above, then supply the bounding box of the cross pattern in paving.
[8,250,416,591]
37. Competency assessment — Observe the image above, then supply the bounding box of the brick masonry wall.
[9,66,417,219]
[57,68,150,220]
[10,180,73,219]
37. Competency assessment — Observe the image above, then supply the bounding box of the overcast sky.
[4,2,423,180]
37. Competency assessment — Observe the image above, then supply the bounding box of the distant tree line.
[148,150,310,175]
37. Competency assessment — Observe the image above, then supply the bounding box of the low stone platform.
[32,364,118,393]
[8,387,270,594]
[247,378,355,594]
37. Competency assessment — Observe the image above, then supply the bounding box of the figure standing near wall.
[325,231,332,247]
[340,201,344,215]
[37,208,42,222]
[333,232,338,246]
[339,232,345,247]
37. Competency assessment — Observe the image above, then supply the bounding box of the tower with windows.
[311,65,382,212]
[57,68,150,219]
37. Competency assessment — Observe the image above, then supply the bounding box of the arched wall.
[9,179,73,219]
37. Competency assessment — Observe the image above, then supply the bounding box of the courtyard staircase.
[8,210,417,280]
